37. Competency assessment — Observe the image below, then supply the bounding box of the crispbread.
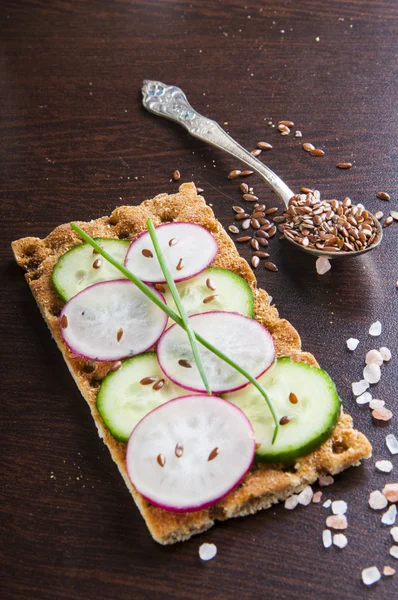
[12,182,372,545]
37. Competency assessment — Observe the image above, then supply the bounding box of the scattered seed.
[142,248,153,258]
[391,210,398,221]
[196,187,204,193]
[206,278,216,291]
[157,453,166,467]
[310,148,325,157]
[168,238,178,246]
[336,162,352,169]
[176,258,184,271]
[236,236,251,242]
[203,294,218,304]
[155,283,166,293]
[384,216,393,227]
[109,361,122,372]
[251,256,260,268]
[228,225,239,234]
[233,205,245,213]
[280,415,292,425]
[273,216,286,223]
[92,257,102,269]
[254,251,270,258]
[178,359,192,368]
[250,238,260,251]
[251,148,262,157]
[289,392,298,404]
[240,170,254,177]
[278,123,290,134]
[60,314,68,329]
[140,376,157,385]
[116,327,124,342]
[279,120,294,128]
[240,182,249,193]
[265,207,278,215]
[243,194,258,202]
[208,447,219,461]
[242,219,251,230]
[228,169,242,179]
[257,141,273,150]
[264,261,278,272]
[175,442,184,458]
[153,379,165,391]
[258,238,269,247]
[251,218,260,229]
[268,225,277,237]
[375,211,384,220]
[172,170,181,181]
[235,212,250,220]
[302,143,315,152]
[377,191,390,201]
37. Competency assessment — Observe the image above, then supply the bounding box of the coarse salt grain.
[383,483,398,503]
[379,347,392,362]
[333,533,348,549]
[326,514,348,530]
[316,256,331,275]
[365,349,383,366]
[383,565,396,576]
[386,434,398,455]
[382,504,397,526]
[369,490,388,510]
[323,499,332,508]
[369,321,382,336]
[352,380,369,396]
[375,460,393,473]
[332,500,348,515]
[284,495,299,510]
[369,399,385,409]
[361,566,381,586]
[363,364,381,384]
[319,475,334,487]
[297,485,313,506]
[199,543,217,561]
[372,407,393,422]
[356,392,372,405]
[389,546,398,560]
[322,529,332,548]
[346,338,359,351]
[391,527,398,543]
[312,491,323,503]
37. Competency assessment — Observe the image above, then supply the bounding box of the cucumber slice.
[224,358,341,463]
[52,238,129,301]
[161,267,254,322]
[97,353,190,442]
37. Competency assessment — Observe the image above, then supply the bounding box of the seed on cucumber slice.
[52,238,130,301]
[223,358,341,463]
[97,352,190,442]
[161,267,254,323]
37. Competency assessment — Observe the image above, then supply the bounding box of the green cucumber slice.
[223,358,341,463]
[162,267,254,322]
[52,238,130,301]
[96,352,190,442]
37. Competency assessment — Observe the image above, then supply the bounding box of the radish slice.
[60,280,167,361]
[157,311,275,393]
[124,223,218,283]
[126,395,255,512]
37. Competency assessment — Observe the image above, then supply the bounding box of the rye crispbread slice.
[12,182,372,544]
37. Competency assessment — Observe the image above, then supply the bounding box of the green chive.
[146,219,211,395]
[70,222,279,443]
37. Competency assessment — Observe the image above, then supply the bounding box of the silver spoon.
[141,80,382,259]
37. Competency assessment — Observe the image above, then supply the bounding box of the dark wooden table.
[1,1,397,598]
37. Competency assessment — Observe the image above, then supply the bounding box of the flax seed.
[268,225,277,237]
[175,442,184,458]
[257,141,273,150]
[142,248,153,258]
[60,314,68,329]
[251,218,260,229]
[310,148,325,157]
[155,283,166,292]
[280,415,293,425]
[208,447,219,461]
[265,207,278,215]
[251,238,260,251]
[117,327,123,342]
[233,205,245,213]
[303,143,315,152]
[242,219,251,230]
[264,262,278,272]
[157,454,166,467]
[176,258,184,271]
[251,255,260,268]
[240,170,254,177]
[383,216,393,227]
[140,376,157,385]
[278,124,290,134]
[206,278,217,290]
[279,120,294,127]
[236,235,251,242]
[172,170,181,181]
[240,183,249,193]
[243,194,258,202]
[203,294,218,304]
[235,212,250,220]
[289,392,298,404]
[109,361,122,372]
[336,162,353,169]
[228,225,239,234]
[168,238,178,246]
[377,191,390,201]
[254,251,270,258]
[92,257,102,269]
[153,379,165,390]
[228,169,241,179]
[178,359,192,368]
[251,149,262,157]
[258,238,269,247]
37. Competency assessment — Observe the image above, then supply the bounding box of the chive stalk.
[70,222,279,443]
[146,219,211,395]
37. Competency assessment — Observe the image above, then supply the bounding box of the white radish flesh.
[126,395,255,511]
[124,223,218,283]
[157,311,275,393]
[60,280,167,361]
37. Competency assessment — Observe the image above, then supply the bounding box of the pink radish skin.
[157,311,275,394]
[126,395,255,512]
[60,280,167,362]
[124,222,218,284]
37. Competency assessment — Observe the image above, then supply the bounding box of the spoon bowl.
[142,80,383,259]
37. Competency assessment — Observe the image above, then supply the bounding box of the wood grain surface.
[1,1,397,598]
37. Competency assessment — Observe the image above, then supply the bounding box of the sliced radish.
[124,222,218,283]
[126,395,255,512]
[60,280,167,361]
[157,311,275,393]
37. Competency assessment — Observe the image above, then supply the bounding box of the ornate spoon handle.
[142,80,294,208]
